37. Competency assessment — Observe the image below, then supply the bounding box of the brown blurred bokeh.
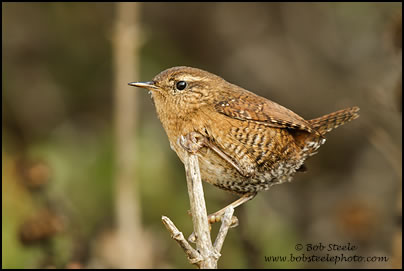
[2,2,401,268]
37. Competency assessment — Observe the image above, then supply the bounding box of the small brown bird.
[129,66,359,221]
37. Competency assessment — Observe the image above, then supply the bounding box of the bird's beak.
[128,81,157,90]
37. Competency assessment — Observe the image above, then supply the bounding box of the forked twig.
[162,134,237,268]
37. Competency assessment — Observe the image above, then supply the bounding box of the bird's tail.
[309,106,360,135]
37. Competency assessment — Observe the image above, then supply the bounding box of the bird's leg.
[208,192,257,227]
[179,131,254,178]
[205,141,254,178]
[179,132,256,239]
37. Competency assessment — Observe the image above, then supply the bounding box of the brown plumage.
[129,66,360,217]
[308,107,360,135]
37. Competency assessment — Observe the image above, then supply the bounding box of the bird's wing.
[214,89,315,134]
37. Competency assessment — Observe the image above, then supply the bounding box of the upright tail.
[309,106,360,135]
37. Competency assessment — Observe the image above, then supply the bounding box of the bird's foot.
[178,132,206,154]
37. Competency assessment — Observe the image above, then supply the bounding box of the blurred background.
[2,2,402,268]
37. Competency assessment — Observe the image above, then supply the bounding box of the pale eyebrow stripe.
[178,75,207,81]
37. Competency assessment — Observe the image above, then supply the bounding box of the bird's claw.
[178,132,206,154]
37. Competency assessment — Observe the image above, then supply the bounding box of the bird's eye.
[176,81,187,91]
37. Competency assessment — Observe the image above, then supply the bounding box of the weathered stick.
[162,216,203,266]
[213,206,234,254]
[162,134,237,268]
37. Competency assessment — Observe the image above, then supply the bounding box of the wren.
[129,66,359,220]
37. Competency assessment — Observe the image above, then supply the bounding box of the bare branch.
[214,206,234,254]
[162,133,237,268]
[162,216,203,267]
[182,141,219,269]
